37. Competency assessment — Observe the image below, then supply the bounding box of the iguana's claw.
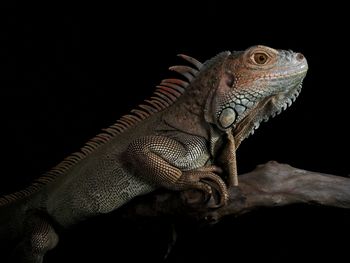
[200,176,229,208]
[182,165,229,208]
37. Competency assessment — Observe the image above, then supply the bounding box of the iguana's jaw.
[233,70,307,146]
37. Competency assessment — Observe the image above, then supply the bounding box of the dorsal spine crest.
[0,54,203,206]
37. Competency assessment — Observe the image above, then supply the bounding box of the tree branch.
[123,161,350,224]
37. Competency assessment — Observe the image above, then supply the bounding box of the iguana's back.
[40,114,164,226]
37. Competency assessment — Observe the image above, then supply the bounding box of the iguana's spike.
[81,148,91,155]
[156,85,182,97]
[86,141,98,148]
[177,54,202,69]
[118,118,134,127]
[111,123,125,131]
[73,152,85,158]
[130,109,150,119]
[102,127,119,135]
[97,133,113,140]
[169,65,197,81]
[122,115,140,124]
[91,136,108,144]
[145,100,162,111]
[150,99,167,109]
[151,96,170,107]
[155,88,178,102]
[139,104,157,114]
[161,78,188,88]
[154,91,174,104]
[159,82,185,93]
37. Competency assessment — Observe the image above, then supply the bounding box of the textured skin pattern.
[10,213,58,263]
[0,46,308,262]
[128,134,208,172]
[46,150,156,226]
[126,134,226,198]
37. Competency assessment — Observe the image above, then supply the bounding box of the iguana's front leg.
[223,131,238,187]
[126,136,229,207]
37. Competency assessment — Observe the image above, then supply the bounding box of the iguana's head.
[206,45,308,145]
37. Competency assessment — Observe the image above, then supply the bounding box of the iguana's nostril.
[296,53,304,61]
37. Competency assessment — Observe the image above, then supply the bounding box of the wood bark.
[123,161,350,224]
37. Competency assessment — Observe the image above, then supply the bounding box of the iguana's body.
[0,46,307,262]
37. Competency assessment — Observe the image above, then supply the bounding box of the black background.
[1,1,349,262]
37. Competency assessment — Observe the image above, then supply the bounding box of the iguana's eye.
[253,53,269,64]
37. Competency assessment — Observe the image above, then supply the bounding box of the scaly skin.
[0,45,307,262]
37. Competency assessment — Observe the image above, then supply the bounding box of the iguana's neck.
[162,52,230,139]
[162,83,209,138]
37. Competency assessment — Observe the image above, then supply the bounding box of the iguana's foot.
[181,165,229,208]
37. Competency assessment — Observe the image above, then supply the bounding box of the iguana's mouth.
[261,69,308,81]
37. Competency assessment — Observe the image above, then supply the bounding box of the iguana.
[0,45,307,262]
